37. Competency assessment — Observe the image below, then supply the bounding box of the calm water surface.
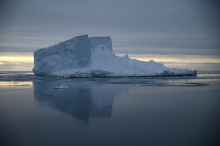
[0,74,220,146]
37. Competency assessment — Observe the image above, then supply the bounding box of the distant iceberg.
[33,34,196,77]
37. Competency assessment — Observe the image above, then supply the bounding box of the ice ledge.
[48,70,197,78]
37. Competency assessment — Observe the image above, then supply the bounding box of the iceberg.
[33,34,196,77]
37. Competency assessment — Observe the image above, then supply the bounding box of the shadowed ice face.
[33,80,129,122]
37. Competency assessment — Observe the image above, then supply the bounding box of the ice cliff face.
[33,34,196,77]
[33,35,91,76]
[90,37,113,52]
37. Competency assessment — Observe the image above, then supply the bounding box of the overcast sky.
[0,0,220,55]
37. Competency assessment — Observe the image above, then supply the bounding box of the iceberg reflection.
[33,80,127,122]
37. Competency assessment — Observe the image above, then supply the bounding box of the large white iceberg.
[33,34,196,77]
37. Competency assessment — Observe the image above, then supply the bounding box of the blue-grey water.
[0,72,220,146]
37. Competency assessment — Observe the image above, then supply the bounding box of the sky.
[0,0,220,71]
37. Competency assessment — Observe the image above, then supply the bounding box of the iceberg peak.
[122,55,130,60]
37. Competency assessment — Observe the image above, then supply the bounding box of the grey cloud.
[0,0,219,55]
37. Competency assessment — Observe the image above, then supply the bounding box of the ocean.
[0,72,220,146]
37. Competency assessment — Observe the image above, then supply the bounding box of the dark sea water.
[0,72,220,146]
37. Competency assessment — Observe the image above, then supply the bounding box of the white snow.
[33,34,196,77]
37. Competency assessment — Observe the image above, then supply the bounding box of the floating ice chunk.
[14,84,30,86]
[53,84,68,89]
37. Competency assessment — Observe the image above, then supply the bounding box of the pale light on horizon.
[0,53,220,71]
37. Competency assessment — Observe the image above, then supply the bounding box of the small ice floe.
[14,84,30,86]
[53,84,68,89]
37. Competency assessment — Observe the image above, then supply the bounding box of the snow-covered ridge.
[33,34,196,77]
